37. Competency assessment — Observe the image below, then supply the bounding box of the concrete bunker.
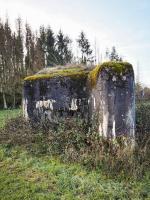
[23,62,135,138]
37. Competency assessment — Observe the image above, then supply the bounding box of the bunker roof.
[24,65,94,81]
[88,61,133,87]
[24,62,133,84]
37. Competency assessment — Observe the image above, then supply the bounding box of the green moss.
[100,61,133,74]
[88,64,101,88]
[88,61,133,88]
[24,62,133,87]
[24,67,89,81]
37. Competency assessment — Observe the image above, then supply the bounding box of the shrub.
[0,116,149,180]
[136,102,150,147]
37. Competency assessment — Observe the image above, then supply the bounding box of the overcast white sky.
[0,0,150,86]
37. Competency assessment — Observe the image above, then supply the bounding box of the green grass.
[0,144,149,200]
[0,109,150,199]
[0,109,21,128]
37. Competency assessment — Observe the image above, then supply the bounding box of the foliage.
[25,23,36,74]
[0,109,150,199]
[105,46,122,62]
[136,83,150,102]
[136,102,150,145]
[0,16,85,109]
[77,31,93,64]
[0,112,149,179]
[55,30,73,65]
[46,26,57,66]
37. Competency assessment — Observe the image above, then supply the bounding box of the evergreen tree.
[107,46,122,62]
[34,35,45,70]
[56,30,72,65]
[46,26,57,66]
[39,25,47,67]
[77,31,93,64]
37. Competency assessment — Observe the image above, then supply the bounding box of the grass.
[0,109,21,128]
[0,144,149,200]
[0,109,150,200]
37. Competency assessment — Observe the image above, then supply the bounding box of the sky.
[0,0,150,86]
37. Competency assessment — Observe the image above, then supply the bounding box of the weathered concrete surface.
[23,66,90,124]
[89,63,135,138]
[23,62,135,138]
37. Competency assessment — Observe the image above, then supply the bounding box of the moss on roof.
[24,65,93,81]
[24,62,133,86]
[100,61,133,74]
[88,61,133,88]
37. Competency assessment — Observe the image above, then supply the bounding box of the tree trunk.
[13,92,16,108]
[2,92,8,109]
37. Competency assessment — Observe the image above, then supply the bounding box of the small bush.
[136,102,150,148]
[136,102,150,133]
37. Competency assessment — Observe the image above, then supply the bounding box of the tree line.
[0,17,94,108]
[0,16,124,109]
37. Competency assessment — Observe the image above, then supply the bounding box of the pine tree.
[56,30,72,65]
[77,31,93,64]
[46,26,57,66]
[39,25,47,67]
[34,35,45,70]
[106,46,122,62]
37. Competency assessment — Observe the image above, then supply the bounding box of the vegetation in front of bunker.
[0,105,150,199]
[0,108,149,179]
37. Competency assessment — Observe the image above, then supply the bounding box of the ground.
[0,109,21,128]
[0,109,149,200]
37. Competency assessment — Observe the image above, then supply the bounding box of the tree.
[143,87,150,101]
[46,26,57,66]
[4,18,14,107]
[11,17,24,108]
[25,23,36,74]
[135,83,144,102]
[15,17,24,72]
[105,46,122,62]
[39,25,47,67]
[0,17,15,108]
[77,31,93,64]
[56,30,72,65]
[0,19,8,108]
[34,34,45,71]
